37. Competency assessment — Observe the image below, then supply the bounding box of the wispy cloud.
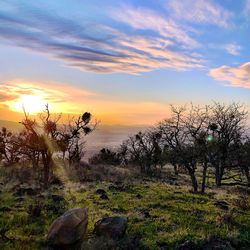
[111,5,199,49]
[210,62,250,88]
[0,2,204,74]
[244,0,250,17]
[209,43,241,56]
[166,0,233,28]
[223,43,241,56]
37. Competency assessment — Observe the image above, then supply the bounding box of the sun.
[11,95,47,114]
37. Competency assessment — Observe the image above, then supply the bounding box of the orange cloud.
[210,62,250,88]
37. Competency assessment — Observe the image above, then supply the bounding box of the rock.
[100,193,109,200]
[139,210,150,218]
[47,208,88,247]
[202,236,235,250]
[136,194,143,199]
[136,208,151,219]
[94,216,128,239]
[177,240,196,250]
[50,195,65,203]
[214,200,229,210]
[96,189,106,195]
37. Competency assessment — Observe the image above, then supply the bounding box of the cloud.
[244,0,250,17]
[166,0,233,28]
[223,43,241,56]
[0,2,204,74]
[209,43,241,55]
[111,5,199,49]
[210,62,250,88]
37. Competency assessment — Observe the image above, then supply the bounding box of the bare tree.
[158,105,200,192]
[208,102,247,187]
[121,129,162,175]
[19,104,96,189]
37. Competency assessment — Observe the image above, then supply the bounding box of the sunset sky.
[0,0,250,125]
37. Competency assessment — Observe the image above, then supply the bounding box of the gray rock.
[94,216,128,239]
[47,208,88,247]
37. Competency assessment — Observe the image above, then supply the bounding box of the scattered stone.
[100,193,109,200]
[202,236,235,250]
[47,208,88,247]
[136,208,151,219]
[136,194,143,199]
[50,195,65,203]
[140,210,150,218]
[214,200,229,210]
[94,216,128,239]
[96,189,106,195]
[177,240,196,250]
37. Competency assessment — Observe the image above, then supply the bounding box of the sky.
[0,0,250,125]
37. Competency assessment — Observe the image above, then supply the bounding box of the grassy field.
[0,165,249,250]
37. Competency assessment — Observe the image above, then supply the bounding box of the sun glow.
[11,95,47,114]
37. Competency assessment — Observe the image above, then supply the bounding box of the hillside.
[0,164,249,250]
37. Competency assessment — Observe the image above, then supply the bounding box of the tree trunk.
[42,152,51,189]
[244,167,250,187]
[201,162,208,193]
[173,164,178,176]
[215,164,222,187]
[186,165,198,192]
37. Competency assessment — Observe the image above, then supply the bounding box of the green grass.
[0,177,249,250]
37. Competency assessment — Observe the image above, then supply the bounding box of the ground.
[0,165,249,250]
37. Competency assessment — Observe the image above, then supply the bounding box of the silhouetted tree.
[122,129,163,175]
[89,148,122,165]
[208,102,247,187]
[19,105,95,189]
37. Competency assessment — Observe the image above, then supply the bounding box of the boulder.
[47,208,88,247]
[94,216,128,239]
